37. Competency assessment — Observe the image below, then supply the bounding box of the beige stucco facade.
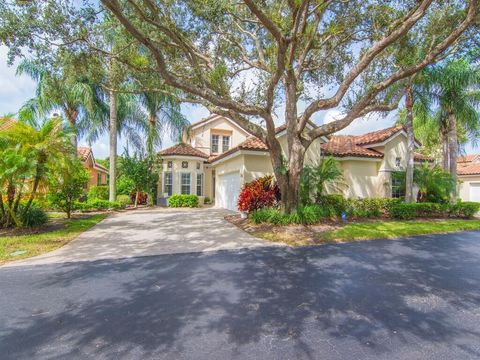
[158,115,434,210]
[459,175,480,201]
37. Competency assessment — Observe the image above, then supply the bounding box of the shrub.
[250,205,330,225]
[20,206,48,227]
[76,199,121,211]
[449,202,480,218]
[316,194,348,216]
[87,186,109,200]
[250,207,290,225]
[237,175,280,212]
[116,176,135,195]
[204,196,212,205]
[347,198,401,218]
[116,195,131,207]
[168,194,199,208]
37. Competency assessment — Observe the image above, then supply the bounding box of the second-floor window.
[222,136,230,152]
[211,134,219,153]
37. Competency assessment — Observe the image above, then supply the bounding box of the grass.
[0,214,107,264]
[318,219,480,243]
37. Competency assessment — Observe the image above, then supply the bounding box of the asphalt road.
[1,232,480,359]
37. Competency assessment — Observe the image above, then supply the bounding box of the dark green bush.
[20,206,48,227]
[87,186,109,200]
[250,208,290,225]
[348,198,402,218]
[168,194,199,208]
[76,199,120,211]
[449,202,480,218]
[316,194,348,216]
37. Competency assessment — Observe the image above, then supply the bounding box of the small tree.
[120,150,159,207]
[414,163,456,203]
[300,157,343,205]
[48,161,89,218]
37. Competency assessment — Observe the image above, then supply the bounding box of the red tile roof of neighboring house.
[458,163,480,176]
[77,147,92,161]
[414,153,434,162]
[320,136,384,158]
[210,137,269,163]
[158,143,209,159]
[352,125,405,146]
[458,154,479,163]
[0,117,17,131]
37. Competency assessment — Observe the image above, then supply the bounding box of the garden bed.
[226,214,480,246]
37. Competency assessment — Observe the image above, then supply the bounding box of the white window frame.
[196,173,203,196]
[211,134,219,153]
[181,172,191,195]
[164,172,173,196]
[222,135,230,152]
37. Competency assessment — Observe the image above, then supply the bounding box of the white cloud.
[321,108,397,135]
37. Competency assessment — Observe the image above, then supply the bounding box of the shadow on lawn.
[1,232,480,359]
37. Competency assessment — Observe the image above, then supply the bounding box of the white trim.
[362,130,421,149]
[160,155,208,161]
[210,149,269,166]
[333,156,382,162]
[191,115,251,136]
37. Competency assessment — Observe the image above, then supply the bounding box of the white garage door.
[216,172,241,211]
[470,183,480,202]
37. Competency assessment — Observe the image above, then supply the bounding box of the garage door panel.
[470,183,480,202]
[216,172,241,211]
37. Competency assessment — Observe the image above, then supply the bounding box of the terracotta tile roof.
[458,154,479,163]
[210,137,269,163]
[414,153,434,162]
[77,147,92,161]
[352,125,405,146]
[320,136,383,158]
[158,143,209,159]
[94,163,108,172]
[458,163,480,176]
[0,117,17,131]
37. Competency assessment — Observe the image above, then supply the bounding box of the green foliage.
[204,196,212,205]
[87,185,109,200]
[414,163,456,203]
[316,194,348,216]
[116,194,131,207]
[120,150,159,205]
[347,198,401,218]
[75,199,120,211]
[116,176,135,195]
[168,194,199,208]
[389,201,480,219]
[48,160,89,218]
[300,157,343,205]
[19,206,48,227]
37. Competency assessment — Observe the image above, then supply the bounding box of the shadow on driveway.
[1,231,480,359]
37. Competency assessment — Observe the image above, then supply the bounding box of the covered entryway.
[469,183,480,202]
[216,171,241,211]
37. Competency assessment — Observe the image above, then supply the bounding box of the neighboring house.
[157,114,431,211]
[77,147,108,189]
[458,154,480,202]
[0,117,16,131]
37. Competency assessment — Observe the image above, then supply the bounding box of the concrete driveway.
[6,207,276,266]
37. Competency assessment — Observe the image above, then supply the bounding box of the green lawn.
[319,219,480,243]
[0,214,107,264]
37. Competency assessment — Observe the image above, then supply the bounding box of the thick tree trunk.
[448,112,458,203]
[404,85,415,203]
[109,90,118,202]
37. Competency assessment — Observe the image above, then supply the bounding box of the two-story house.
[157,114,432,211]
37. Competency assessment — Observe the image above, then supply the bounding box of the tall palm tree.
[16,60,105,149]
[138,92,189,156]
[419,60,480,201]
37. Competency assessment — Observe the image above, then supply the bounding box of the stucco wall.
[339,160,383,199]
[159,157,205,196]
[277,134,324,165]
[188,116,249,155]
[243,154,273,183]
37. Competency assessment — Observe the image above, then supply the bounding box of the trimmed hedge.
[168,194,199,208]
[75,199,121,211]
[389,201,480,220]
[116,195,131,207]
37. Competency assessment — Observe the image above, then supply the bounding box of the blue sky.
[1,45,476,159]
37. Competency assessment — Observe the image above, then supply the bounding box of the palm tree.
[16,60,105,149]
[138,92,189,156]
[419,60,480,201]
[0,117,73,226]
